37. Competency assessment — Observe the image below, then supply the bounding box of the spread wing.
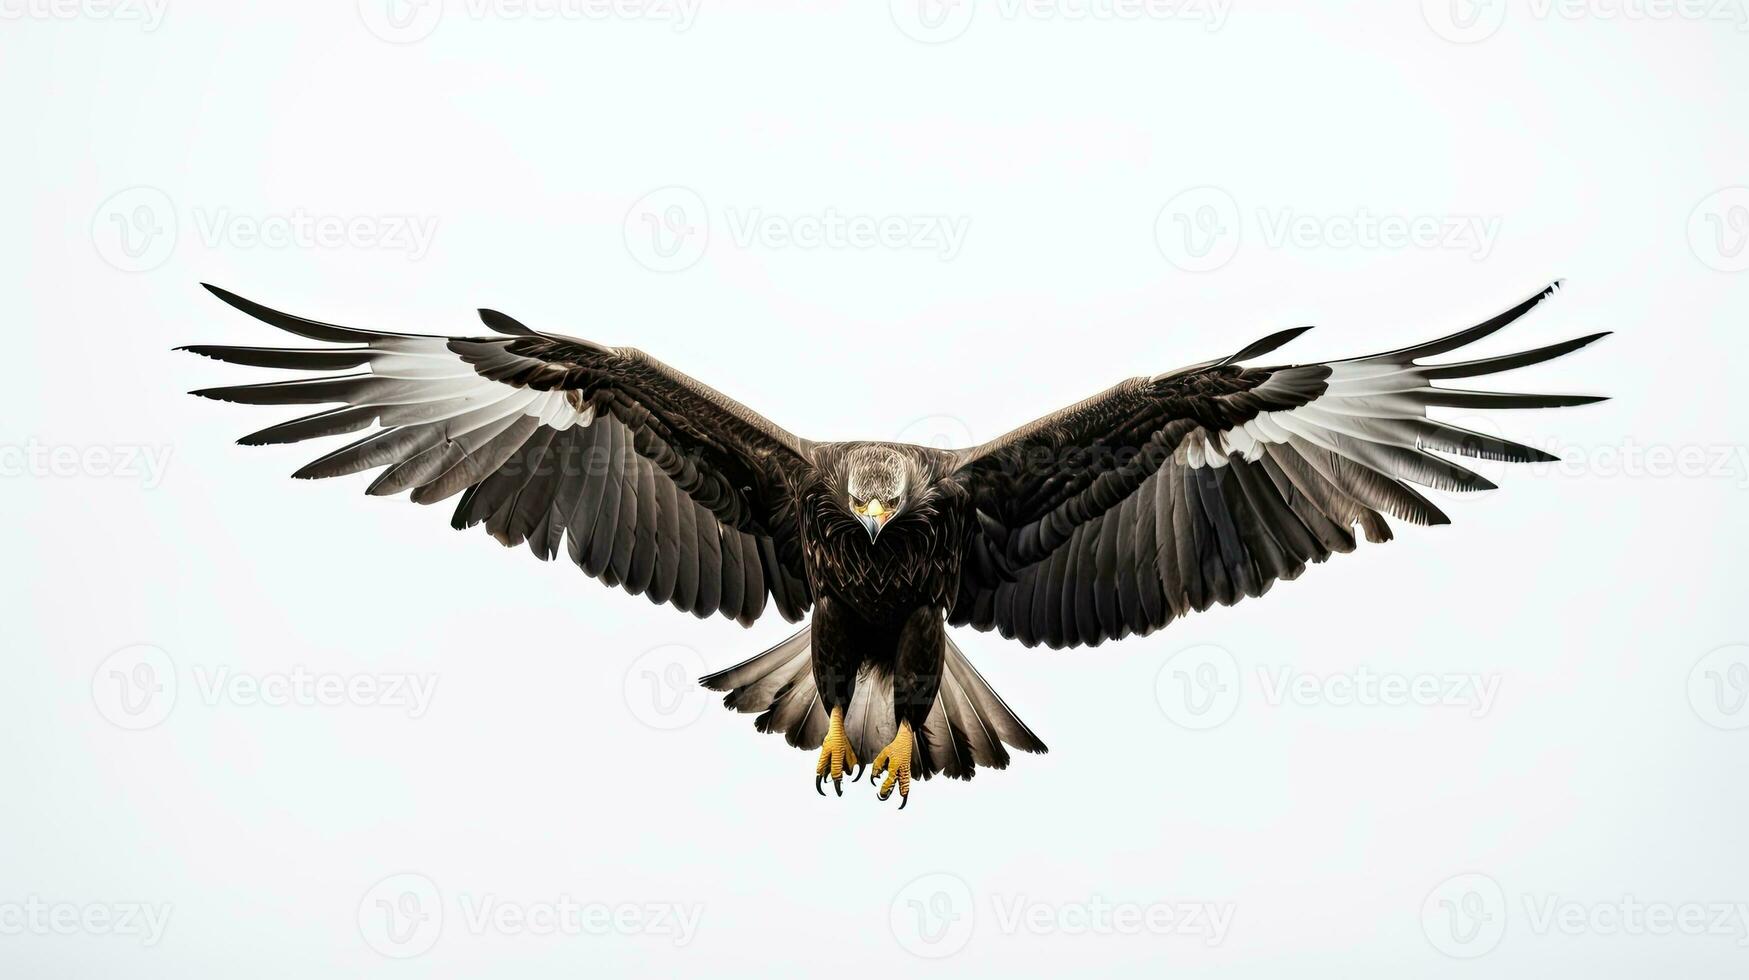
[948,282,1607,649]
[181,285,813,625]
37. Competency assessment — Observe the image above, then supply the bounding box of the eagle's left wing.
[948,283,1607,649]
[181,285,813,625]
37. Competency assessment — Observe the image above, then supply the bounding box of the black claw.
[833,777,843,797]
[815,774,825,796]
[898,792,909,811]
[852,763,866,783]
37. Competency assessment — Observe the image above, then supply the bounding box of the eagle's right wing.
[181,285,813,625]
[948,283,1607,649]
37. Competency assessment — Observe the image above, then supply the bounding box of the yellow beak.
[854,499,893,540]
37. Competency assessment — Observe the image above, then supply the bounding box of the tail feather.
[698,625,1047,781]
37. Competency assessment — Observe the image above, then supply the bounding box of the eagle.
[181,282,1605,807]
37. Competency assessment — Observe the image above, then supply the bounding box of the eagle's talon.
[871,720,915,807]
[814,705,857,798]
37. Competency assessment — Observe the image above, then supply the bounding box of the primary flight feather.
[182,281,1606,806]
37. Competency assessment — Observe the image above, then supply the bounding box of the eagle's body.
[183,283,1606,806]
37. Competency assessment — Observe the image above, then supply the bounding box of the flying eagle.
[182,282,1604,807]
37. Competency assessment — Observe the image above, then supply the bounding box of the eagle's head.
[843,445,910,542]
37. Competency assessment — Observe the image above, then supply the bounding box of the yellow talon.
[815,706,858,796]
[871,720,915,809]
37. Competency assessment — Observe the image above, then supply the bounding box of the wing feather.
[949,284,1606,648]
[185,286,810,625]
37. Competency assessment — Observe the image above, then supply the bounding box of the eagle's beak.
[854,498,893,542]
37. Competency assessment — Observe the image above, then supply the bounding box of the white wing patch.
[365,337,596,432]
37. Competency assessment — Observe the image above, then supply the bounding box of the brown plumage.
[180,281,1606,805]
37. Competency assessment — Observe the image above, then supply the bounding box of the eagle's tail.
[698,625,1048,780]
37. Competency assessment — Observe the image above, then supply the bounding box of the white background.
[4,1,1747,976]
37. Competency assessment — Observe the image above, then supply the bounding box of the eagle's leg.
[816,706,859,796]
[811,597,861,797]
[873,607,944,809]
